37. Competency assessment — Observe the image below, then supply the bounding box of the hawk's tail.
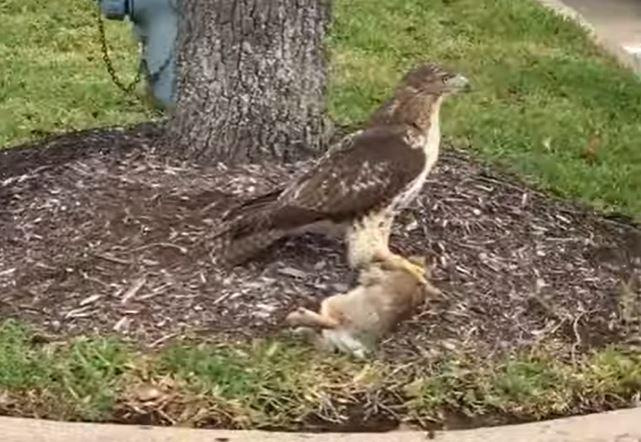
[213,227,287,266]
[211,192,285,265]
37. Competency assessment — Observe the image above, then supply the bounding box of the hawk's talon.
[374,252,428,285]
[402,260,428,285]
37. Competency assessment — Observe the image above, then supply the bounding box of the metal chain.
[95,5,144,95]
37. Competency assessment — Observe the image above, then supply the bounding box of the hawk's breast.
[390,112,441,210]
[393,166,429,209]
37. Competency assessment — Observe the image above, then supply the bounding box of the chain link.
[95,4,144,95]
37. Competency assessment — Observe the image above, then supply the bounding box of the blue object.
[99,0,129,19]
[97,0,178,108]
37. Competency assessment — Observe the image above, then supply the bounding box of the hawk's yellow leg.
[346,211,426,284]
[373,249,428,285]
[376,213,427,284]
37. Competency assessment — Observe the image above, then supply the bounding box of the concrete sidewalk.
[538,0,641,73]
[563,0,641,57]
[1,407,641,442]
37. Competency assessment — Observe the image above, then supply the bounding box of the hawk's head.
[367,62,469,130]
[399,63,470,96]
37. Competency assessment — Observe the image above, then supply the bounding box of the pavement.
[1,407,641,441]
[563,0,641,59]
[538,0,641,73]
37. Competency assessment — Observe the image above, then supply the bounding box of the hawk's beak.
[447,74,471,93]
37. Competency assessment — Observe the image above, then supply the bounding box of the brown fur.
[285,256,442,358]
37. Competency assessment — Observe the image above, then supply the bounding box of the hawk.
[213,63,470,281]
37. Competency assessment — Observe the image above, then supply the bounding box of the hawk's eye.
[441,74,456,85]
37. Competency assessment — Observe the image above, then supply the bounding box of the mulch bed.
[1,124,640,360]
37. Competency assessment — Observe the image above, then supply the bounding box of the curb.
[537,0,641,74]
[1,407,641,442]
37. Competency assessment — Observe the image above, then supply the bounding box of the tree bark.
[165,0,333,164]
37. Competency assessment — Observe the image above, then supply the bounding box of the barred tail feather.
[222,189,283,223]
[211,196,279,265]
[212,228,287,266]
[210,188,316,265]
[226,229,287,265]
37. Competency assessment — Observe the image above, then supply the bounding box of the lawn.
[1,0,641,431]
[0,0,154,147]
[328,0,641,219]
[1,321,640,429]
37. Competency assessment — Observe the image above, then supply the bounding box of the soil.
[1,124,640,361]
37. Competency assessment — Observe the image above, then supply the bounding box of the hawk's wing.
[221,129,364,223]
[214,126,427,264]
[268,125,427,229]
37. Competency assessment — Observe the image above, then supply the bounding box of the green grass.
[0,0,154,147]
[0,321,130,420]
[328,0,641,217]
[0,320,639,428]
[2,0,641,217]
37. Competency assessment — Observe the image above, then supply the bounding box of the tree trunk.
[165,0,333,164]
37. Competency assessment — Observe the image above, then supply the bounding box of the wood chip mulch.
[1,124,640,360]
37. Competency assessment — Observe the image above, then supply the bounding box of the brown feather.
[213,126,426,265]
[213,62,468,266]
